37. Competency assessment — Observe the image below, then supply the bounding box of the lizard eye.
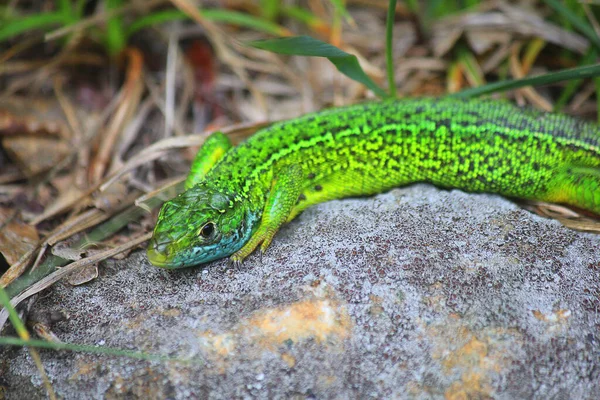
[199,222,215,238]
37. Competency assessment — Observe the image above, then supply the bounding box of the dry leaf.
[67,264,98,285]
[523,201,600,232]
[31,323,64,342]
[465,30,511,54]
[51,242,86,261]
[0,208,39,267]
[0,97,70,139]
[93,181,128,211]
[432,3,588,57]
[2,136,70,177]
[29,184,85,226]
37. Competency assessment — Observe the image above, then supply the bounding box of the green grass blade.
[57,0,74,19]
[281,6,316,25]
[0,286,57,399]
[386,0,398,98]
[0,286,28,338]
[260,0,280,21]
[543,0,600,51]
[3,276,197,365]
[330,0,351,22]
[0,13,66,42]
[0,336,201,364]
[464,0,482,8]
[458,46,485,87]
[405,0,419,13]
[449,63,600,98]
[2,277,196,366]
[74,0,87,19]
[105,0,126,56]
[248,35,387,98]
[201,9,289,36]
[126,9,289,38]
[126,9,186,37]
[280,6,325,31]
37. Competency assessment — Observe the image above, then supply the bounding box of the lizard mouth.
[146,238,177,268]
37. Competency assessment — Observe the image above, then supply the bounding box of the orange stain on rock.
[444,372,491,400]
[69,359,99,381]
[198,298,351,359]
[418,290,523,400]
[532,309,571,333]
[532,309,571,323]
[281,353,296,368]
[202,332,236,357]
[431,326,521,399]
[247,299,351,344]
[441,334,490,373]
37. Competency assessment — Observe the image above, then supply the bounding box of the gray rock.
[3,184,600,399]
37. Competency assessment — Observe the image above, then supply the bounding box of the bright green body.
[148,97,600,268]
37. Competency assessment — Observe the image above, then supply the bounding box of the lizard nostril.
[149,237,171,256]
[147,237,172,267]
[154,240,169,256]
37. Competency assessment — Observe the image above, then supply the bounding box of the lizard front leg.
[185,131,232,190]
[230,164,303,264]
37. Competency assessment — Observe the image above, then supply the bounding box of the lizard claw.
[227,256,244,271]
[234,259,243,271]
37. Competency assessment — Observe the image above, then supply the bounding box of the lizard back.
[207,97,600,213]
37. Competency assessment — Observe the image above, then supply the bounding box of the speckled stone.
[2,184,600,399]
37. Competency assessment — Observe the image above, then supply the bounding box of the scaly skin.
[147,97,600,268]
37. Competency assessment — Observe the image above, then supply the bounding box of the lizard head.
[147,182,255,268]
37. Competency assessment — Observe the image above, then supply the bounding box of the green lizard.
[147,97,600,268]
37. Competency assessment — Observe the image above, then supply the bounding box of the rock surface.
[2,185,600,399]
